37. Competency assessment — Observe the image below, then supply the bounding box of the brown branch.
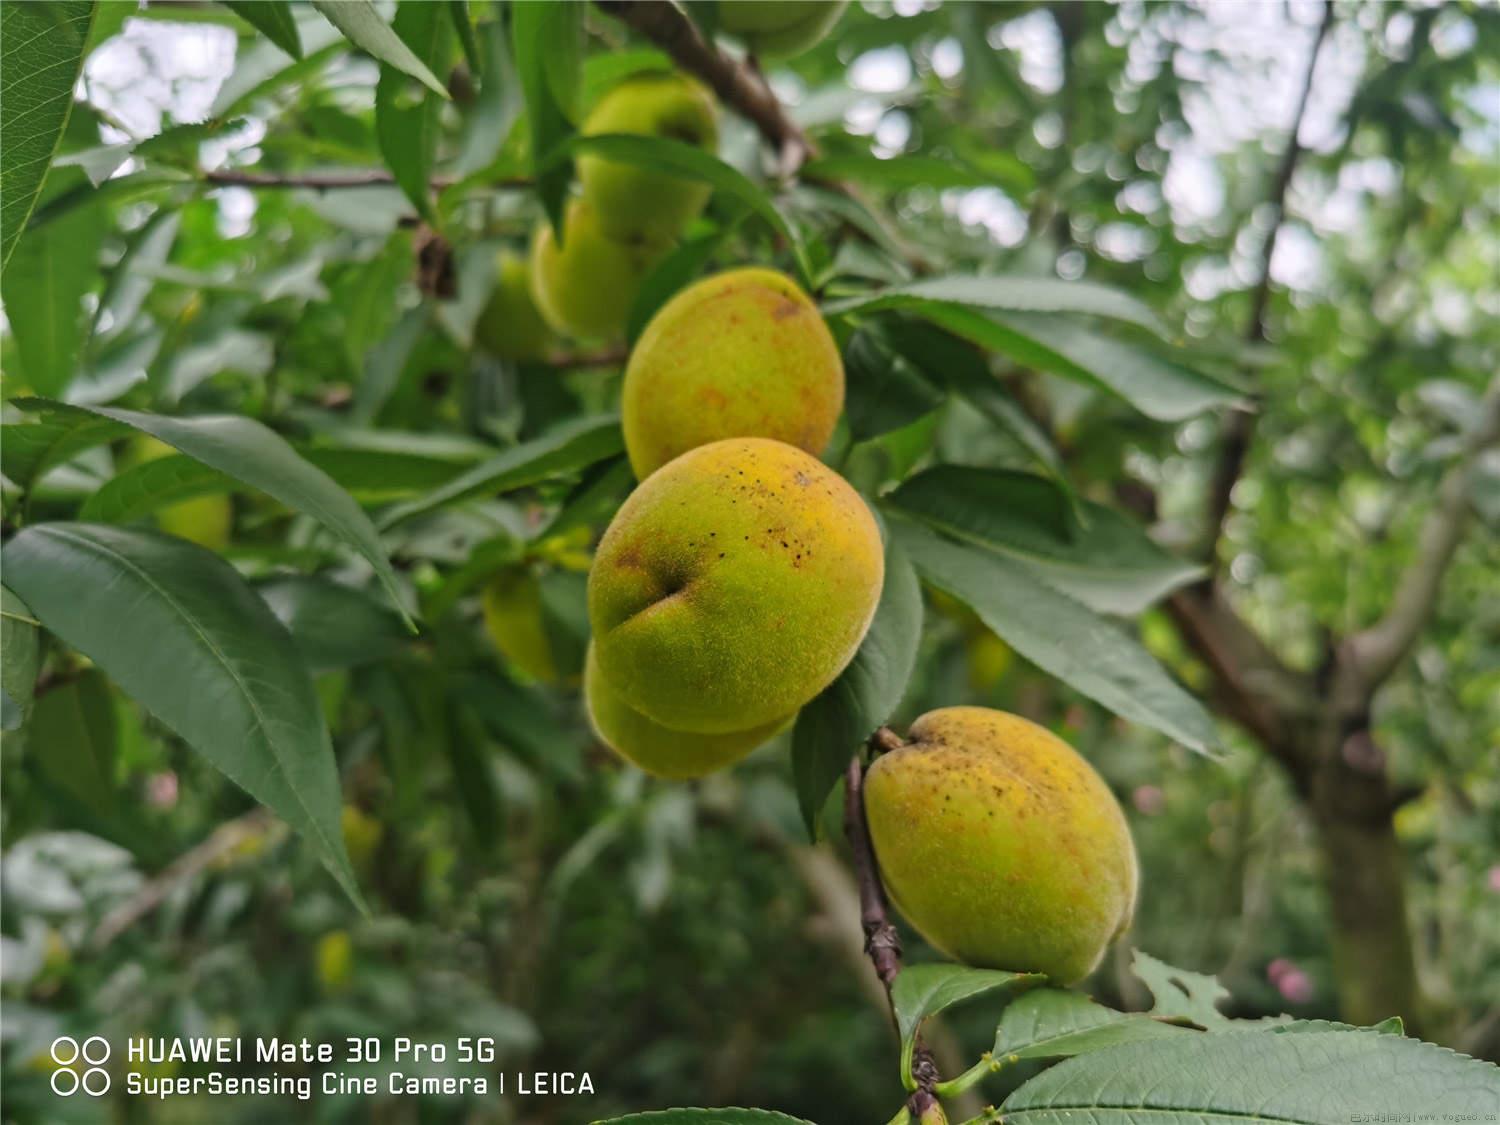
[844,751,902,995]
[592,0,816,175]
[1340,377,1500,694]
[1203,2,1334,562]
[201,169,531,191]
[89,809,276,951]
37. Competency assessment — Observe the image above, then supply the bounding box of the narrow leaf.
[312,0,450,97]
[889,467,1203,615]
[791,535,921,838]
[512,1,581,233]
[375,0,452,219]
[825,275,1167,336]
[13,400,414,626]
[28,669,118,817]
[4,523,362,905]
[1,587,41,731]
[2,169,106,396]
[258,575,408,672]
[892,519,1218,754]
[377,416,624,529]
[0,0,95,267]
[223,0,302,58]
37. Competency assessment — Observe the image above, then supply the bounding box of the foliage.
[1,1,1496,1122]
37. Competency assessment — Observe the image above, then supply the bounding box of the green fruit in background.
[476,251,555,362]
[717,0,849,58]
[480,567,585,684]
[864,707,1138,983]
[589,437,883,733]
[529,198,673,341]
[127,435,232,550]
[585,645,789,778]
[578,72,719,242]
[621,267,845,479]
[316,930,353,993]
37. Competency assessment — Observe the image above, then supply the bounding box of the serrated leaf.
[2,169,106,396]
[223,0,302,58]
[892,518,1218,755]
[1,587,41,731]
[992,988,1188,1063]
[28,669,117,817]
[377,416,624,529]
[592,1112,817,1125]
[889,467,1203,615]
[544,134,809,283]
[3,523,362,906]
[1001,1027,1500,1120]
[1131,949,1231,1029]
[12,400,413,625]
[825,275,1167,335]
[512,1,581,234]
[892,963,1040,1088]
[312,0,449,97]
[0,0,95,268]
[375,0,452,219]
[791,535,921,838]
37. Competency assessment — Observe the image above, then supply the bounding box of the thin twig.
[592,0,815,175]
[90,809,276,951]
[1203,1,1334,562]
[201,169,531,191]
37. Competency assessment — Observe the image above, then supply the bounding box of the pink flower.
[1487,866,1500,893]
[1277,968,1314,1005]
[147,771,179,810]
[1132,785,1165,816]
[1267,957,1293,983]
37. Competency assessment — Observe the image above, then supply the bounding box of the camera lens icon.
[50,1036,110,1096]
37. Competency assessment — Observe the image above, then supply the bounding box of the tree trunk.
[1307,733,1422,1034]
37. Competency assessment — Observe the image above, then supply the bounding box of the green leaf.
[889,467,1203,615]
[311,0,450,98]
[591,1112,817,1125]
[2,169,106,396]
[1,405,121,493]
[1131,949,1232,1029]
[79,453,234,524]
[0,0,95,268]
[3,523,362,905]
[892,963,1040,1089]
[1000,1027,1500,1121]
[791,535,921,838]
[377,416,624,530]
[626,221,740,344]
[804,153,1004,191]
[27,669,117,817]
[545,134,809,282]
[375,0,453,219]
[512,1,581,234]
[879,317,1065,479]
[994,312,1245,423]
[825,275,1167,336]
[842,325,946,442]
[448,1,480,79]
[12,400,414,626]
[211,21,344,117]
[991,989,1187,1063]
[257,575,408,672]
[892,518,1218,755]
[223,0,302,58]
[1,587,41,731]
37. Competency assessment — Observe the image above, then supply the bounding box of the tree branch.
[593,0,815,175]
[202,169,531,191]
[844,731,943,1112]
[1341,377,1500,693]
[1203,2,1334,562]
